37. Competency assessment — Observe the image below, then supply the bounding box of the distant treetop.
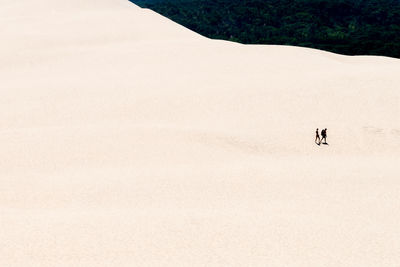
[131,0,400,58]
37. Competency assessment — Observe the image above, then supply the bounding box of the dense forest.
[131,0,400,58]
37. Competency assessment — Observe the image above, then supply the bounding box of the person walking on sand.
[315,128,321,145]
[321,128,327,144]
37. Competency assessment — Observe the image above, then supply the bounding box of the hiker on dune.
[315,128,321,145]
[321,128,327,144]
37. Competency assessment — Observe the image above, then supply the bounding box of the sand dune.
[1,0,400,266]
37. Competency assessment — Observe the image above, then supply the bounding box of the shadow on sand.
[315,142,328,146]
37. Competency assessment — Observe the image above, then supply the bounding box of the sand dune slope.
[1,0,400,266]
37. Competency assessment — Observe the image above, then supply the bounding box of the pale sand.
[1,0,400,266]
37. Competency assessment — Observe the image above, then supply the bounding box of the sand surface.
[1,0,400,266]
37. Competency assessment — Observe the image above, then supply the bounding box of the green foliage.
[131,0,400,58]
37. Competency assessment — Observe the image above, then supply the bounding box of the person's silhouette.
[321,128,327,144]
[315,128,321,145]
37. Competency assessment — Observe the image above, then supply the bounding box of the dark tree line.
[131,0,400,58]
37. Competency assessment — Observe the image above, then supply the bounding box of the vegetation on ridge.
[131,0,400,58]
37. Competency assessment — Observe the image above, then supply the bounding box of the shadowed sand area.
[1,0,400,266]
